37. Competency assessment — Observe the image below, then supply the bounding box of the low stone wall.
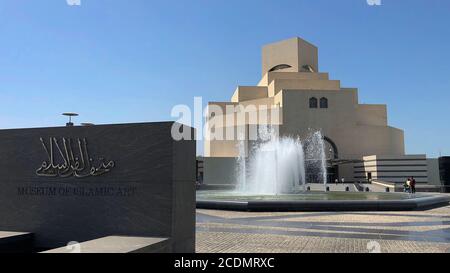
[372,180,443,193]
[0,122,196,252]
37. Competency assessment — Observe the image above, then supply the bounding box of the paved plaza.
[196,204,450,253]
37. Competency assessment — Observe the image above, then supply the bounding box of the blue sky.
[0,0,449,157]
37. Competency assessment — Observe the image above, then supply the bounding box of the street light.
[62,113,79,127]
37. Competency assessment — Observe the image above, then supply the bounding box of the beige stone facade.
[356,155,428,183]
[204,37,407,183]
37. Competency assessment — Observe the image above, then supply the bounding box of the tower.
[262,37,319,75]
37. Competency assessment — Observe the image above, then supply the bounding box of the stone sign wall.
[0,122,196,252]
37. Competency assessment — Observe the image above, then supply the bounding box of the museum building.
[202,37,441,186]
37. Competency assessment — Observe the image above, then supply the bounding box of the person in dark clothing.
[410,176,417,194]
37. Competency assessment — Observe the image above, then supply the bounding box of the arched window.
[324,136,338,160]
[309,97,318,108]
[268,64,292,72]
[320,97,328,108]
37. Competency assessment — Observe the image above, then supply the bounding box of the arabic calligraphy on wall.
[36,137,115,178]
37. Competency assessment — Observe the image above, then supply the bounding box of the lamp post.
[62,113,79,127]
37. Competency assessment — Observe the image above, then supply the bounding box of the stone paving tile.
[196,205,450,253]
[196,232,450,253]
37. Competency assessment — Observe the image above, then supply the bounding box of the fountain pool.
[196,190,450,211]
[197,130,450,211]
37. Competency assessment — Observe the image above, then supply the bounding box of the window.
[268,64,292,72]
[320,97,328,108]
[302,65,315,73]
[309,97,318,108]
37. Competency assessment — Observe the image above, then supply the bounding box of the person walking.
[410,176,416,194]
[404,178,411,193]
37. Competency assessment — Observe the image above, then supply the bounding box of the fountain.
[304,131,328,187]
[236,136,247,192]
[197,129,450,212]
[243,136,306,195]
[237,127,306,195]
[237,128,323,195]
